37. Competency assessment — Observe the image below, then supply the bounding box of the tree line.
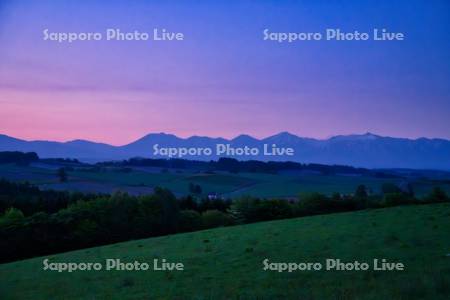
[99,157,379,176]
[0,151,38,165]
[0,179,448,263]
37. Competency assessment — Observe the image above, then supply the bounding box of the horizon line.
[1,131,449,147]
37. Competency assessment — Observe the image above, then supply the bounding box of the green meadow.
[1,203,449,299]
[1,163,449,198]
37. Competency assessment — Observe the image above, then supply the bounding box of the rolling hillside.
[1,203,449,299]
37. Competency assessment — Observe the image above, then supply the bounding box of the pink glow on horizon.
[1,87,448,145]
[1,2,449,143]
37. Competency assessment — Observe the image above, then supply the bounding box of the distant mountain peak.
[361,132,381,139]
[331,132,382,141]
[146,132,178,138]
[1,132,450,169]
[275,131,297,137]
[135,132,179,141]
[65,139,112,146]
[66,139,91,144]
[264,131,302,143]
[232,134,258,142]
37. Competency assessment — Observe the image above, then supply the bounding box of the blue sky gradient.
[0,0,449,144]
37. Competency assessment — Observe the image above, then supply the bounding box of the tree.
[0,151,38,165]
[188,182,202,195]
[1,207,24,222]
[57,168,67,182]
[354,184,369,209]
[231,196,261,222]
[298,192,329,215]
[428,187,448,202]
[201,210,233,229]
[179,195,198,211]
[381,182,401,195]
[178,210,202,232]
[194,184,202,194]
[382,192,411,207]
[355,185,368,198]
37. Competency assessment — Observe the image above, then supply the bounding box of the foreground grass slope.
[1,203,449,299]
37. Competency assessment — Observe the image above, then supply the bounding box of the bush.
[0,207,25,225]
[230,196,261,223]
[256,199,293,220]
[178,210,202,232]
[202,210,233,229]
[382,193,413,207]
[426,187,448,203]
[179,196,198,211]
[298,193,330,215]
[57,168,68,182]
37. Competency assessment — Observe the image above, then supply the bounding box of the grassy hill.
[1,203,449,299]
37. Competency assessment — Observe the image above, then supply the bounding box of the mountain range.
[1,132,449,170]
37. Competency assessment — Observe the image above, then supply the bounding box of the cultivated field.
[0,162,449,198]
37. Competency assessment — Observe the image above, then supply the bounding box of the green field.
[1,163,449,198]
[224,172,393,198]
[1,203,449,299]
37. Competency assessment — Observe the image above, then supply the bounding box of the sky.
[0,0,449,145]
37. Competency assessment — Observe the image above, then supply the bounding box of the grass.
[70,169,183,186]
[1,163,450,197]
[0,203,449,299]
[0,164,56,184]
[225,172,394,198]
[165,173,259,195]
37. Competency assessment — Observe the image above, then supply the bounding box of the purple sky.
[1,0,449,145]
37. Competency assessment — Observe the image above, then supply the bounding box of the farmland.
[0,162,449,198]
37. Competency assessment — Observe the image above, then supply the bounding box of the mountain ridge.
[2,131,449,144]
[0,132,449,169]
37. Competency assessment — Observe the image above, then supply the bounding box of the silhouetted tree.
[188,182,202,194]
[57,168,67,182]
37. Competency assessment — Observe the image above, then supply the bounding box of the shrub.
[179,196,198,211]
[57,168,68,182]
[298,193,330,215]
[178,210,202,232]
[230,196,261,223]
[256,199,293,220]
[382,193,413,207]
[0,207,25,225]
[201,210,233,229]
[426,187,448,203]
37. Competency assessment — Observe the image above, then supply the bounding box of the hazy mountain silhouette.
[0,132,449,169]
